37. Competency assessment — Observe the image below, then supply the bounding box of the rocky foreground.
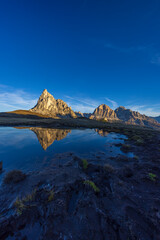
[0,126,160,240]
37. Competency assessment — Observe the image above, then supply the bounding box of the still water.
[0,127,133,175]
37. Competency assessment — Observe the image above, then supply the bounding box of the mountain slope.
[30,89,77,118]
[115,106,159,127]
[152,116,160,123]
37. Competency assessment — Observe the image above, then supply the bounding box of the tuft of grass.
[104,164,114,173]
[133,155,139,160]
[120,144,131,153]
[4,170,26,184]
[14,197,26,215]
[83,180,100,193]
[82,159,88,170]
[148,173,157,182]
[48,190,54,202]
[14,188,37,215]
[23,189,37,202]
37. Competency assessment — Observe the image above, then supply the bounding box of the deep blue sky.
[0,0,160,115]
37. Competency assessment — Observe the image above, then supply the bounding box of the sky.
[0,0,160,116]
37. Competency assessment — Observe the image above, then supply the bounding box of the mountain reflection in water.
[0,127,134,176]
[15,127,71,150]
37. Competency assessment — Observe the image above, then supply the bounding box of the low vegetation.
[48,190,54,202]
[120,144,131,153]
[83,180,100,193]
[14,197,26,215]
[148,173,157,182]
[23,189,37,202]
[4,170,26,184]
[104,164,114,173]
[82,159,88,170]
[7,110,51,118]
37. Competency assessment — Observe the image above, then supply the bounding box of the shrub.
[4,170,26,184]
[83,180,100,193]
[148,173,156,182]
[82,159,88,170]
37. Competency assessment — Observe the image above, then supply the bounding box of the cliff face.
[90,104,118,121]
[30,89,77,118]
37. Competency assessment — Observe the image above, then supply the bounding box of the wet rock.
[0,161,2,171]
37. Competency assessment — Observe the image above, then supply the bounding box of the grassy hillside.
[7,110,52,119]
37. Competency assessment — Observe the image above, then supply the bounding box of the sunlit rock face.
[29,127,71,150]
[115,106,159,127]
[30,89,77,118]
[90,104,118,121]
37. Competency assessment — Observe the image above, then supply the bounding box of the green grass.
[14,189,37,215]
[14,197,26,215]
[82,159,88,170]
[83,180,100,193]
[23,189,37,202]
[48,190,54,202]
[148,173,157,182]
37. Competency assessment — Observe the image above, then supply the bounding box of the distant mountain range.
[13,89,160,129]
[151,116,160,123]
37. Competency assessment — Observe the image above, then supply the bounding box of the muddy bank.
[0,129,160,240]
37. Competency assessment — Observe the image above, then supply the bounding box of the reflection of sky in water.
[0,127,134,179]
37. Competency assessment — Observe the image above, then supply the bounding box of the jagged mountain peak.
[116,106,126,110]
[90,104,118,121]
[30,90,76,118]
[98,104,112,110]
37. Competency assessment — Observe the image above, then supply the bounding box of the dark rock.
[0,161,2,171]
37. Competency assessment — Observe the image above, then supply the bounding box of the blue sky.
[0,0,160,116]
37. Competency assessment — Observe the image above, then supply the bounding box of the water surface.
[0,127,133,178]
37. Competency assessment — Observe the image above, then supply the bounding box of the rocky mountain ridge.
[28,89,160,128]
[89,104,159,128]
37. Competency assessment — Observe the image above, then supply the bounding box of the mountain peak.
[98,104,111,110]
[30,90,76,118]
[90,104,118,120]
[42,89,48,94]
[41,89,54,98]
